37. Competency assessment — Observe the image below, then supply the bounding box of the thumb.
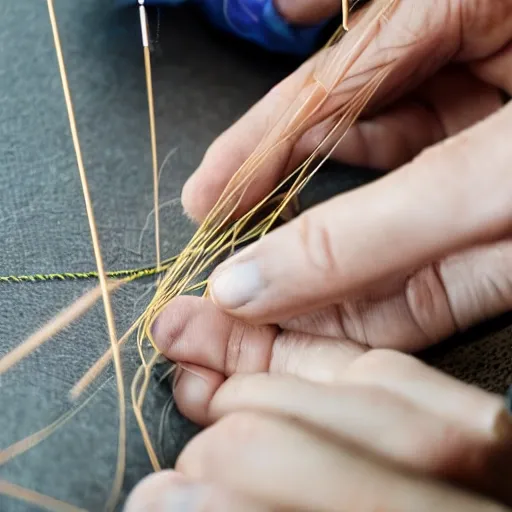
[208,103,512,325]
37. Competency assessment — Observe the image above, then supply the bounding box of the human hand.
[142,0,511,465]
[123,3,512,509]
[125,349,512,511]
[178,0,512,332]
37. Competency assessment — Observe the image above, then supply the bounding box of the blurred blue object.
[118,0,328,56]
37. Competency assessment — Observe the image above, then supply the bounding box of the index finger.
[183,0,512,222]
[208,102,512,324]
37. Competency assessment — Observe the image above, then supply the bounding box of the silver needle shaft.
[139,0,162,271]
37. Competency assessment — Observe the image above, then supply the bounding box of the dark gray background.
[0,2,510,511]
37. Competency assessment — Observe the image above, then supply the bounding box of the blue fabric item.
[118,0,328,55]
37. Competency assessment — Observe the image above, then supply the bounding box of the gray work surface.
[0,2,511,511]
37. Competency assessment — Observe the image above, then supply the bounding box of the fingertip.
[152,295,223,360]
[181,128,247,223]
[124,470,188,511]
[151,296,195,356]
[181,172,207,224]
[173,363,226,426]
[126,468,270,512]
[274,0,341,25]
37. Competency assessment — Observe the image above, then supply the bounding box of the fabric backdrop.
[0,2,510,511]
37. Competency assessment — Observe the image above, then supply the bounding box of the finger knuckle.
[216,411,271,446]
[348,349,430,384]
[296,212,339,278]
[193,488,250,512]
[151,296,197,355]
[180,412,269,476]
[353,348,417,373]
[224,320,246,375]
[474,241,512,310]
[405,263,457,342]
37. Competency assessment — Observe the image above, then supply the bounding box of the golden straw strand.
[0,281,122,376]
[0,480,86,512]
[0,377,114,467]
[46,1,126,509]
[139,3,161,271]
[342,0,350,30]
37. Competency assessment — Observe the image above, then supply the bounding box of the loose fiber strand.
[46,1,126,509]
[0,281,122,376]
[0,377,114,466]
[0,480,86,512]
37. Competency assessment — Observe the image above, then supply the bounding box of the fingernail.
[173,363,209,399]
[210,261,263,310]
[125,483,205,511]
[159,485,204,510]
[172,365,185,394]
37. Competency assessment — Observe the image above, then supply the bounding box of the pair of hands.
[126,0,512,510]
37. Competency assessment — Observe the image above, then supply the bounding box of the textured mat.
[0,2,510,511]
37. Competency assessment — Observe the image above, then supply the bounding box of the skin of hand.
[149,0,512,426]
[179,0,512,329]
[125,0,512,510]
[124,349,512,511]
